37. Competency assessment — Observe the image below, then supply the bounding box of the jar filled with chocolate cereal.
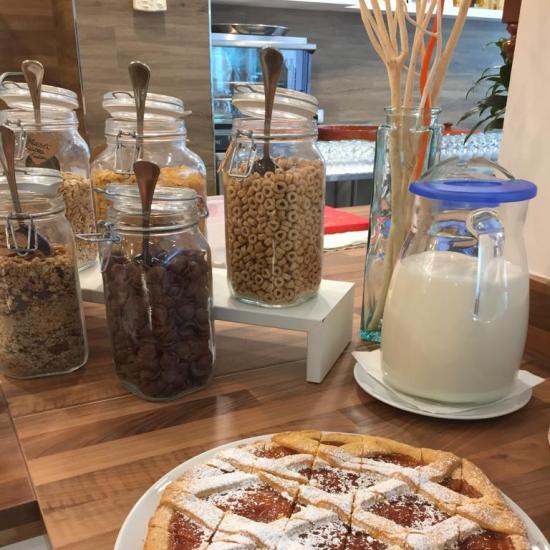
[0,76,96,270]
[221,115,325,307]
[0,169,88,378]
[94,184,214,401]
[91,91,208,235]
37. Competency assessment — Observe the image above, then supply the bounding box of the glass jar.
[94,184,214,401]
[0,168,88,378]
[221,117,325,307]
[90,91,208,235]
[381,162,537,403]
[360,107,439,342]
[0,108,96,271]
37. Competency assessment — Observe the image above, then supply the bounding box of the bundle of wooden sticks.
[359,0,471,331]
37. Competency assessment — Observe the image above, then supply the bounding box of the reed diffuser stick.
[358,0,471,332]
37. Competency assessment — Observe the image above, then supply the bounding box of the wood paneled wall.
[212,5,505,128]
[74,0,215,191]
[0,0,85,127]
[527,276,550,365]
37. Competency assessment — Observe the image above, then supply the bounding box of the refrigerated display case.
[211,33,316,153]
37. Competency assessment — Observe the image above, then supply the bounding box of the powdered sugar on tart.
[143,431,529,550]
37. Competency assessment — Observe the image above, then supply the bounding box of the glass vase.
[360,107,439,342]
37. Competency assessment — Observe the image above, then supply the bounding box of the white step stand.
[79,266,355,383]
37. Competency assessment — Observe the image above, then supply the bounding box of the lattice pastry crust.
[144,430,530,550]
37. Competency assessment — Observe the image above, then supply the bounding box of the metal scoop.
[0,125,51,256]
[251,47,284,176]
[21,59,60,170]
[134,160,160,266]
[128,61,151,160]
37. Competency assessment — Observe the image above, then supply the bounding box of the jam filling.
[345,531,387,550]
[366,453,423,468]
[457,530,514,550]
[206,481,292,523]
[169,512,210,550]
[293,518,349,550]
[311,465,379,494]
[254,445,297,459]
[368,493,448,528]
[440,477,482,498]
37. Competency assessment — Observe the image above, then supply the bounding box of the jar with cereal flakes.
[0,89,96,271]
[0,168,88,378]
[91,91,208,235]
[221,116,325,307]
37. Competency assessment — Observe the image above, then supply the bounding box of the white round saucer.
[353,363,533,420]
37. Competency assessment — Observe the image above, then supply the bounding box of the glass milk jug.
[381,167,537,404]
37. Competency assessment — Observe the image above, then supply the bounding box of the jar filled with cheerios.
[221,110,325,307]
[90,91,208,235]
[0,74,96,271]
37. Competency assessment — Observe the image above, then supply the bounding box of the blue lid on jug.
[409,178,537,207]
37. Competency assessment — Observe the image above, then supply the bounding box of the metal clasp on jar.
[5,213,40,256]
[77,221,121,273]
[77,220,121,244]
[221,129,257,179]
[2,118,28,161]
[113,129,142,174]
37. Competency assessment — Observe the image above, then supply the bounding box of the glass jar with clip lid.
[221,84,325,307]
[82,176,214,401]
[0,166,88,378]
[91,86,209,235]
[0,68,96,271]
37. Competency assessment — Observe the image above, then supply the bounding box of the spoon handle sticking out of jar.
[252,47,284,176]
[0,125,51,256]
[128,61,151,160]
[134,160,160,266]
[21,60,44,125]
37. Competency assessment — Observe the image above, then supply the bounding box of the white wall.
[499,0,550,278]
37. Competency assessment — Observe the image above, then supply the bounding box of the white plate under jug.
[381,160,537,404]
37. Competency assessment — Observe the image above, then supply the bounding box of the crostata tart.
[144,431,529,549]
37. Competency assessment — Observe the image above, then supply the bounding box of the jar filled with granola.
[91,91,208,235]
[94,184,214,401]
[0,168,88,378]
[0,76,96,270]
[221,113,325,307]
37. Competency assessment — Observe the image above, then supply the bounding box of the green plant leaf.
[458,106,482,124]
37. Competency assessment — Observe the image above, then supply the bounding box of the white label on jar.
[26,132,60,166]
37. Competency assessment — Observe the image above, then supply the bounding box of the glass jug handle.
[466,208,506,322]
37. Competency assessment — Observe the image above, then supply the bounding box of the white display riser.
[79,266,355,383]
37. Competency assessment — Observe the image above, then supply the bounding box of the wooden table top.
[0,213,549,548]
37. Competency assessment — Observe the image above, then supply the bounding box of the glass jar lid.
[0,73,79,111]
[232,84,319,120]
[102,91,191,121]
[0,168,63,218]
[0,108,78,129]
[233,117,317,139]
[0,168,61,197]
[409,178,537,205]
[104,184,198,215]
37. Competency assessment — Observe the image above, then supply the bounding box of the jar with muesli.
[221,116,325,307]
[0,169,88,378]
[0,75,96,271]
[90,91,208,235]
[92,184,214,401]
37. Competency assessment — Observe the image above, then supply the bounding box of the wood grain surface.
[0,0,87,137]
[0,387,43,546]
[74,0,216,192]
[0,211,549,548]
